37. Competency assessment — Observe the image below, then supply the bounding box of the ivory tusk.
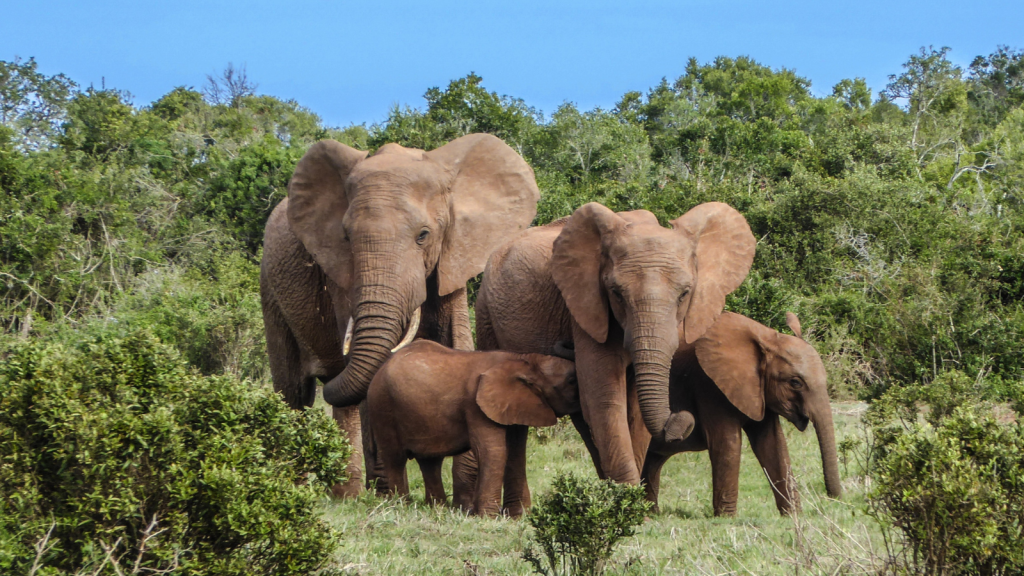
[342,317,354,356]
[391,307,421,353]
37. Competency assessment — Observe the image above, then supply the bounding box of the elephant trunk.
[631,321,688,442]
[812,400,843,499]
[322,282,409,407]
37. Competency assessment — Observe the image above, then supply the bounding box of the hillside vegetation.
[3,48,1023,400]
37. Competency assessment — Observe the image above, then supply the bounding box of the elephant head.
[476,355,579,427]
[550,202,755,441]
[287,134,540,407]
[695,312,842,499]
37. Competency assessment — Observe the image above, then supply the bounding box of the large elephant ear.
[694,312,766,421]
[286,140,368,288]
[671,202,756,343]
[550,203,623,343]
[425,134,540,296]
[476,363,558,427]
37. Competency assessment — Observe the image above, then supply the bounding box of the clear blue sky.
[3,1,1022,127]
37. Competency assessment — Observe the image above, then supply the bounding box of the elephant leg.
[360,401,389,496]
[263,291,316,409]
[470,423,508,518]
[331,405,365,498]
[626,369,653,476]
[570,412,607,479]
[444,287,474,351]
[702,408,744,517]
[640,449,670,514]
[451,451,478,513]
[745,414,799,515]
[416,457,447,506]
[501,425,530,517]
[474,290,498,352]
[573,323,639,484]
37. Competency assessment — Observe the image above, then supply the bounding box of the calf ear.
[785,312,802,339]
[476,363,558,427]
[694,313,766,421]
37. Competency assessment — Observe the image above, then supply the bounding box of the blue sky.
[3,1,1022,127]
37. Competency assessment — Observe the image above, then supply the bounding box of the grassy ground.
[321,402,884,575]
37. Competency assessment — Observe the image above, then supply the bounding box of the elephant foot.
[663,410,696,442]
[331,476,364,499]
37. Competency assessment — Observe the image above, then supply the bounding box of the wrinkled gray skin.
[475,202,756,487]
[261,134,539,496]
[641,312,842,516]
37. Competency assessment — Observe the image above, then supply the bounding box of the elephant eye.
[678,288,690,303]
[610,287,624,301]
[416,229,430,245]
[789,378,803,389]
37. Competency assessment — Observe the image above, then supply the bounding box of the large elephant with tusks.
[260,134,540,496]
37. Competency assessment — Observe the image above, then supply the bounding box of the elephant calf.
[366,340,578,517]
[642,312,842,516]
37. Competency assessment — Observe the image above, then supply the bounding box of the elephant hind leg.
[417,456,447,506]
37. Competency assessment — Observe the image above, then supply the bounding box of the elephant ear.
[550,203,624,343]
[694,312,766,421]
[476,362,558,427]
[286,140,368,288]
[426,134,540,296]
[785,312,803,338]
[671,202,756,344]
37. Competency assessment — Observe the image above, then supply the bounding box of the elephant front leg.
[701,400,744,516]
[501,425,530,517]
[745,413,799,514]
[573,323,640,484]
[640,450,670,514]
[569,412,606,479]
[331,405,365,498]
[469,421,509,518]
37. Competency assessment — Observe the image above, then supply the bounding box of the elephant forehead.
[347,155,448,199]
[778,336,826,380]
[605,232,692,268]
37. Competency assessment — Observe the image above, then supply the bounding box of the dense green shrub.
[523,472,651,576]
[0,330,350,575]
[866,376,1024,576]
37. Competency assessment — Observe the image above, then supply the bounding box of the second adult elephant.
[642,312,843,516]
[261,134,540,495]
[476,202,756,485]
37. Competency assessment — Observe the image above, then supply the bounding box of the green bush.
[0,330,350,575]
[523,472,651,576]
[867,391,1024,575]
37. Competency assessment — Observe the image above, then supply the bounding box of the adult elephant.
[261,134,540,496]
[642,312,843,516]
[475,202,755,485]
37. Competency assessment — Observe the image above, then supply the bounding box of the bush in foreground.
[523,472,651,576]
[0,330,350,575]
[868,379,1024,576]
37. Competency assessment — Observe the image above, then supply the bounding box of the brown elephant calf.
[642,312,842,516]
[366,340,578,517]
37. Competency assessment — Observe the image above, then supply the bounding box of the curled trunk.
[631,331,675,440]
[322,293,406,407]
[812,401,843,499]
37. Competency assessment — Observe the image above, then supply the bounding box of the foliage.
[3,44,1024,400]
[522,472,651,575]
[0,329,350,575]
[864,372,1024,576]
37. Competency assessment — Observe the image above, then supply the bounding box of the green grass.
[321,403,884,575]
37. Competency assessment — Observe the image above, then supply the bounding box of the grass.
[319,402,884,575]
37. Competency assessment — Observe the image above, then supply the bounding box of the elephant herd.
[260,133,842,518]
